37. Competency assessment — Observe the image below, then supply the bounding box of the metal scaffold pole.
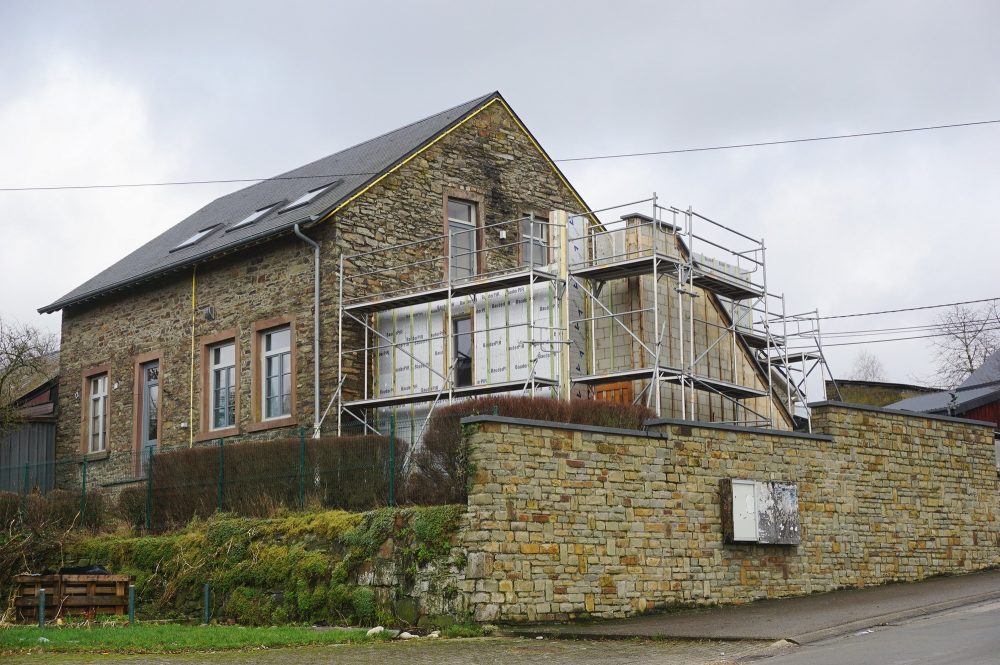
[651,193,662,417]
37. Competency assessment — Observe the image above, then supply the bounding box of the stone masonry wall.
[54,97,585,489]
[457,403,999,622]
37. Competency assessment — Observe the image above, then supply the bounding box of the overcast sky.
[2,1,998,389]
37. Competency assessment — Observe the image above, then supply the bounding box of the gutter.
[293,222,321,437]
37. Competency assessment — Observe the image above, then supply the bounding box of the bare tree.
[929,302,1000,388]
[849,349,887,382]
[0,316,57,433]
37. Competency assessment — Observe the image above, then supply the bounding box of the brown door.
[594,381,635,405]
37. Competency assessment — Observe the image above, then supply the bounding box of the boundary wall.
[455,402,999,622]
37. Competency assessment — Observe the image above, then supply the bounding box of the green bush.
[406,396,654,504]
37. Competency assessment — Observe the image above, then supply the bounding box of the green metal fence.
[0,420,406,533]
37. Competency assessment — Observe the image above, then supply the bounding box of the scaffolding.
[332,195,836,443]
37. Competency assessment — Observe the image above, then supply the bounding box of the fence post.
[202,583,211,625]
[145,450,154,531]
[298,426,306,511]
[128,584,136,624]
[80,457,88,518]
[389,414,396,507]
[217,439,225,512]
[38,588,46,628]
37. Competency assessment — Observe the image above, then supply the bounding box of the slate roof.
[39,91,501,314]
[889,348,1000,415]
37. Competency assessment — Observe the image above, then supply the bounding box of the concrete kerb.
[786,588,1000,645]
[502,572,1000,645]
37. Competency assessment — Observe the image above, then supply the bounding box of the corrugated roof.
[39,92,500,314]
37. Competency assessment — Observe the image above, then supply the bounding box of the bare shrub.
[405,396,654,505]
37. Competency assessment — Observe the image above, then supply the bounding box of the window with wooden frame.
[447,199,478,281]
[248,316,297,431]
[452,316,474,388]
[132,352,162,476]
[80,365,110,455]
[443,189,484,282]
[199,330,240,439]
[520,212,549,267]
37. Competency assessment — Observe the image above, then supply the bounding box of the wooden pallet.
[14,574,131,622]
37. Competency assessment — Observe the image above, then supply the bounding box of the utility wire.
[818,297,1000,320]
[2,118,998,192]
[555,119,1000,162]
[821,317,1000,338]
[786,324,1000,350]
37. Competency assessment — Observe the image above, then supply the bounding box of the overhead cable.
[2,118,999,192]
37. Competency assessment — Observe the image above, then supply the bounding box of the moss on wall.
[63,505,465,626]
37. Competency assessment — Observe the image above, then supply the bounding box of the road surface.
[767,598,1000,665]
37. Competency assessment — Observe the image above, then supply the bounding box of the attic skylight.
[278,182,334,213]
[228,202,281,232]
[171,225,220,252]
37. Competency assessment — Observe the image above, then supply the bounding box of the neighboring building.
[39,91,803,488]
[824,379,939,408]
[0,359,59,493]
[889,351,1000,427]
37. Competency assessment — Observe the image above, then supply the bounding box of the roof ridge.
[273,91,499,179]
[38,91,506,314]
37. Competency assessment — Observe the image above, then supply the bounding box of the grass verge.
[0,623,378,654]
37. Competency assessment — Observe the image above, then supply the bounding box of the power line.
[554,118,1000,162]
[818,297,1000,320]
[2,118,999,192]
[821,317,1000,338]
[787,324,1000,350]
[0,172,380,193]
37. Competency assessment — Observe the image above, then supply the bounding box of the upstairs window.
[229,203,280,231]
[447,199,478,281]
[172,225,220,251]
[521,214,549,267]
[279,182,336,214]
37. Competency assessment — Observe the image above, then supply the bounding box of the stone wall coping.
[460,415,672,440]
[644,417,834,442]
[809,400,997,429]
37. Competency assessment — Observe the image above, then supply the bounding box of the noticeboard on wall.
[720,478,801,545]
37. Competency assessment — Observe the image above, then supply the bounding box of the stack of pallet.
[14,574,131,622]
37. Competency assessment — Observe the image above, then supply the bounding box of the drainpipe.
[293,223,321,437]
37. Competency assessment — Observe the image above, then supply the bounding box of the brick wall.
[456,402,999,622]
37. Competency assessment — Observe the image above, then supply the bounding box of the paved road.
[763,598,1000,665]
[4,637,786,665]
[518,569,1000,642]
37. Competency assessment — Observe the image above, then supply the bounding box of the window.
[447,199,478,280]
[210,341,236,430]
[172,225,220,251]
[521,214,548,267]
[228,203,280,231]
[453,317,473,387]
[87,373,108,453]
[133,353,161,476]
[261,326,292,419]
[279,182,337,214]
[140,360,159,466]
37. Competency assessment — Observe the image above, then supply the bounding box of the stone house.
[39,91,791,486]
